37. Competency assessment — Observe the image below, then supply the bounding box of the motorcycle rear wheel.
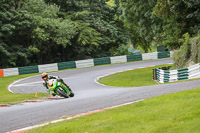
[57,88,69,98]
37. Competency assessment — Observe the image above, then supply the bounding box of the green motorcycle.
[48,79,74,98]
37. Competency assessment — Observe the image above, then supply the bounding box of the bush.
[172,33,200,69]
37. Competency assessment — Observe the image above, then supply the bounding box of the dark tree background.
[1,0,200,68]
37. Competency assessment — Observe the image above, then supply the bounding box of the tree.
[0,0,131,68]
[154,0,200,49]
[0,0,32,67]
[0,0,77,67]
[119,0,163,52]
[47,0,130,58]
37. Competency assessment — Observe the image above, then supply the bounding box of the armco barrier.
[94,57,111,66]
[57,61,76,70]
[18,65,39,75]
[0,69,4,77]
[1,51,173,77]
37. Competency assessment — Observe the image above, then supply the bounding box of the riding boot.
[52,91,56,96]
[52,93,56,96]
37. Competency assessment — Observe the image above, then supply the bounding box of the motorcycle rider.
[41,72,71,96]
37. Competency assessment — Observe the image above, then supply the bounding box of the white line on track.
[9,77,80,90]
[8,75,40,93]
[12,81,43,86]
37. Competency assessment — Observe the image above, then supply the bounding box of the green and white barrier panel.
[3,68,19,77]
[188,63,200,79]
[75,59,94,68]
[93,57,111,66]
[0,51,171,77]
[18,65,39,75]
[57,61,76,70]
[111,55,127,64]
[38,63,58,73]
[142,52,158,60]
[156,63,200,83]
[170,51,173,58]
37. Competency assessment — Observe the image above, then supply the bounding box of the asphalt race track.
[1,58,200,132]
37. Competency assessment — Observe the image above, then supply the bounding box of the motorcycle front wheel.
[69,92,74,97]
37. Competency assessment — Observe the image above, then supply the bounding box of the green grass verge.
[26,88,200,133]
[0,73,50,105]
[98,64,172,87]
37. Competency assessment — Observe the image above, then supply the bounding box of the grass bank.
[98,64,171,87]
[26,88,200,133]
[0,74,50,105]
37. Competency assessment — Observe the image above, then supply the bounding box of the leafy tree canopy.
[0,0,130,68]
